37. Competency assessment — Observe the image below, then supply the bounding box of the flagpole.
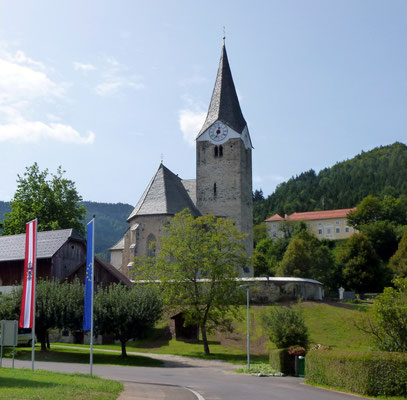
[31,218,38,372]
[90,217,95,376]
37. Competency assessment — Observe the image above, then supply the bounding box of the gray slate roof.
[0,229,84,262]
[127,164,201,220]
[109,236,125,251]
[198,44,247,136]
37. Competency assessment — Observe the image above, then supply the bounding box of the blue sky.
[0,1,406,205]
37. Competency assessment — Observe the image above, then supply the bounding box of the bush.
[261,306,308,348]
[306,350,407,396]
[269,348,295,375]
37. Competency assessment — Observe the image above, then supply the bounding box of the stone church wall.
[121,214,170,278]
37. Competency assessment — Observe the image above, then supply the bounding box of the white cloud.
[179,109,206,146]
[0,47,94,145]
[95,56,144,97]
[0,121,95,144]
[0,58,62,105]
[73,61,96,71]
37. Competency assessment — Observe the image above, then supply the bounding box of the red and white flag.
[19,219,37,329]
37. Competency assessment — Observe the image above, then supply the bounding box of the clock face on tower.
[208,122,228,142]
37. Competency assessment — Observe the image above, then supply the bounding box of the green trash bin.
[298,356,305,377]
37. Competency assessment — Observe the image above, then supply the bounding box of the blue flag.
[83,219,94,331]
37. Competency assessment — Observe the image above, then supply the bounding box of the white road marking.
[186,387,206,400]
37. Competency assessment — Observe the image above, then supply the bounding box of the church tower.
[196,40,253,272]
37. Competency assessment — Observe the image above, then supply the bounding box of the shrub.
[306,350,407,396]
[261,306,308,348]
[269,348,295,375]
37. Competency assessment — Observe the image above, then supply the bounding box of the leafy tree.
[357,278,407,352]
[253,222,267,247]
[1,163,86,236]
[276,230,337,290]
[134,210,247,355]
[261,306,308,348]
[389,231,407,277]
[359,221,400,261]
[94,284,163,356]
[373,277,407,352]
[337,233,389,292]
[35,279,84,351]
[253,237,289,277]
[277,237,312,278]
[0,280,84,351]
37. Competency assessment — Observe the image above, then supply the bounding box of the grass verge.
[0,367,123,400]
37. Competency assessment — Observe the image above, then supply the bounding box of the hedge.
[269,348,295,375]
[306,350,407,397]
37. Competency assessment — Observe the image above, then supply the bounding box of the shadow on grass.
[323,301,372,312]
[2,348,163,367]
[0,376,59,389]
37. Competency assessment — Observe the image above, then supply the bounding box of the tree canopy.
[1,163,86,236]
[94,284,163,356]
[134,209,248,355]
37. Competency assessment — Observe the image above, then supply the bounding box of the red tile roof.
[287,208,356,221]
[265,214,284,222]
[265,208,356,222]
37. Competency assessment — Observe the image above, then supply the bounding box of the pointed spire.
[197,42,247,136]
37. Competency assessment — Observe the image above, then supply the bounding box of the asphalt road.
[1,357,371,400]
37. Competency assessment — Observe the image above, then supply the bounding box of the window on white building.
[327,228,331,234]
[345,227,350,233]
[336,228,340,233]
[318,229,322,234]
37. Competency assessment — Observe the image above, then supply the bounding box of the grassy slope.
[0,368,122,400]
[54,301,374,364]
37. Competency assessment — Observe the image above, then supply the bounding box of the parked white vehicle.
[17,328,35,346]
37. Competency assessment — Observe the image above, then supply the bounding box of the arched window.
[214,146,218,157]
[219,145,223,157]
[213,182,217,196]
[146,234,156,258]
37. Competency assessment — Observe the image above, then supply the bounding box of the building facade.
[111,41,254,276]
[265,208,357,241]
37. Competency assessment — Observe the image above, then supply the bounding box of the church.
[110,41,254,277]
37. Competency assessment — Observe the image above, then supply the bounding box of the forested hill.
[0,200,133,261]
[254,142,407,224]
[82,201,134,260]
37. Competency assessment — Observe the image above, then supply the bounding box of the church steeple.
[197,41,247,137]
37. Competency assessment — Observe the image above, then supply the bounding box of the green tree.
[134,210,247,355]
[1,163,86,236]
[389,231,407,278]
[0,280,84,351]
[253,237,289,277]
[276,230,336,289]
[261,306,308,348]
[337,233,388,292]
[363,277,407,352]
[94,284,163,356]
[374,277,407,352]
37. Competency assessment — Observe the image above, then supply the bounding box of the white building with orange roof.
[265,208,357,241]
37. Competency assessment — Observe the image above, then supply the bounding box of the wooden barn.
[0,228,130,294]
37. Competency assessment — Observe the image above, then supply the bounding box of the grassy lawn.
[1,345,163,367]
[0,368,122,400]
[52,300,374,365]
